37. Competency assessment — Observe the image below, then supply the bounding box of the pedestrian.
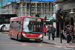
[66,25,72,45]
[70,25,73,33]
[35,13,39,17]
[36,25,40,32]
[51,26,55,40]
[44,25,47,36]
[47,25,51,40]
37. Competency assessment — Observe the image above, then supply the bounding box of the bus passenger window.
[17,21,18,23]
[11,21,14,29]
[12,21,14,23]
[16,21,22,31]
[19,22,21,24]
[19,21,21,31]
[16,21,19,31]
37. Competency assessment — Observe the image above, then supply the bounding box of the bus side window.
[19,21,21,24]
[19,20,22,31]
[14,21,18,31]
[16,20,22,31]
[13,21,16,30]
[11,21,14,29]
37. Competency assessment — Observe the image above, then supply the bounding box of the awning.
[45,19,56,25]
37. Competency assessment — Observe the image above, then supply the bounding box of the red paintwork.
[9,16,44,39]
[22,32,44,38]
[44,27,47,33]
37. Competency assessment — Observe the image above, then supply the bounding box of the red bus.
[9,16,44,42]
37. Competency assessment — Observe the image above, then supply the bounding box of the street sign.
[49,17,54,20]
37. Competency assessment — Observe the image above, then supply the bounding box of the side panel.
[9,17,23,39]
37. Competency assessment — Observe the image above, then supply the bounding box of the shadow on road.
[42,42,55,45]
[10,38,55,45]
[19,40,41,43]
[19,40,55,45]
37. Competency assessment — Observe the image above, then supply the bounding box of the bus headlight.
[22,33,27,37]
[38,35,43,38]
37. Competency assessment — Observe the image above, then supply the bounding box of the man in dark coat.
[35,13,39,17]
[47,25,51,40]
[51,26,55,40]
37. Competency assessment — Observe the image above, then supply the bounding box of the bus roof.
[11,16,44,20]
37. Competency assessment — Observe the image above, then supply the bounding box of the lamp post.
[69,9,75,18]
[69,9,75,14]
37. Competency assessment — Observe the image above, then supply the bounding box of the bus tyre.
[10,34,12,39]
[17,34,21,41]
[37,40,40,43]
[40,40,43,42]
[40,37,43,42]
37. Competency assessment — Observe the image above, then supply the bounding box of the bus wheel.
[40,40,43,42]
[40,37,43,42]
[17,34,21,41]
[37,40,41,43]
[10,34,12,39]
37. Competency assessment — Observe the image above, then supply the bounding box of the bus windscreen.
[23,17,43,34]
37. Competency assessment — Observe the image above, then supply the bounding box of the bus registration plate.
[30,39,35,41]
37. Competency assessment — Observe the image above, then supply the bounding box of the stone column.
[21,3,23,16]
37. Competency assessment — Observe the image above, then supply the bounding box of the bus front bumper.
[21,34,43,41]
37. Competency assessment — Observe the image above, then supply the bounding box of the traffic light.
[61,16,63,19]
[61,16,64,22]
[57,9,64,22]
[57,10,61,21]
[62,12,66,22]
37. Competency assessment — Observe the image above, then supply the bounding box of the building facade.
[1,0,55,18]
[0,0,2,14]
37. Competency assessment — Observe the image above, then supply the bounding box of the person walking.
[51,26,55,40]
[44,26,47,36]
[66,25,72,45]
[47,25,51,40]
[35,13,39,17]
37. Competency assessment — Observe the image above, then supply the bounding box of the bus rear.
[21,17,44,42]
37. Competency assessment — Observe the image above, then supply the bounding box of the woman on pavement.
[44,25,47,36]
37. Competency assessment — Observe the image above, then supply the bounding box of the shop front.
[55,1,75,37]
[63,1,75,31]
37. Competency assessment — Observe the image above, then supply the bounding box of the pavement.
[43,36,66,45]
[43,35,75,49]
[0,32,75,48]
